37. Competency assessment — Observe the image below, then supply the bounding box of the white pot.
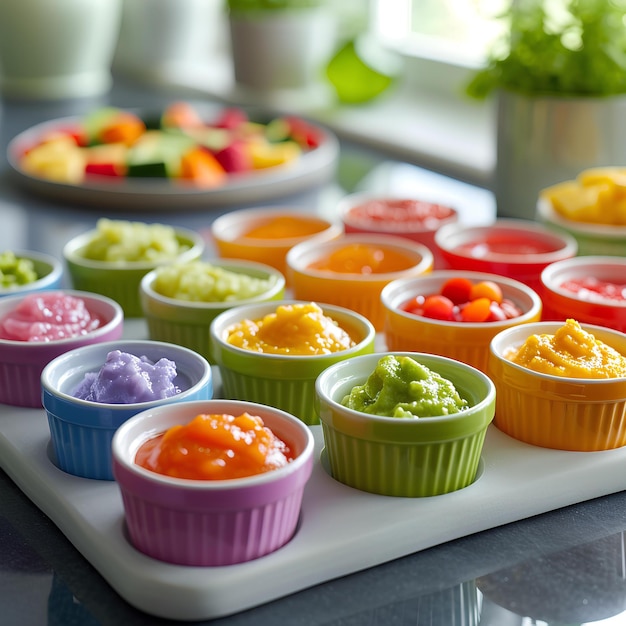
[229,8,336,91]
[0,0,123,99]
[495,90,626,220]
[113,0,224,77]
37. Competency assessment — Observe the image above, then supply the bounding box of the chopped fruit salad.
[401,277,523,322]
[17,101,323,188]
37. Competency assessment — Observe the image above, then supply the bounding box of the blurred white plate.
[6,109,339,211]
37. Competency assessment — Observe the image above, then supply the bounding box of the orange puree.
[308,243,414,274]
[135,412,293,480]
[243,216,325,239]
[226,302,355,355]
[507,319,626,379]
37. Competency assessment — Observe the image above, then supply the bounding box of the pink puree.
[0,292,102,342]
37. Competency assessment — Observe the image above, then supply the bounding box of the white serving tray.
[3,401,626,621]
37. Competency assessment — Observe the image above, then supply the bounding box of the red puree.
[454,234,557,257]
[0,292,102,342]
[347,199,455,229]
[560,277,626,303]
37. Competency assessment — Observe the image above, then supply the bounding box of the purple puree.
[73,350,182,404]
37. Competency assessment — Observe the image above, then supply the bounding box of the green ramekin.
[315,351,496,497]
[210,300,376,425]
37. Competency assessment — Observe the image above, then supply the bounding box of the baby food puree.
[308,243,415,274]
[81,218,189,262]
[342,354,469,418]
[73,350,182,403]
[454,234,557,257]
[560,276,626,304]
[135,412,293,480]
[507,319,626,379]
[0,292,102,341]
[345,198,455,230]
[152,261,278,302]
[242,215,328,239]
[226,302,356,355]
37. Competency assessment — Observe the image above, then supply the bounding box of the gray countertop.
[2,77,626,626]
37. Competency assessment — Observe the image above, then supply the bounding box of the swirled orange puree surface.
[226,302,356,355]
[507,319,626,379]
[243,216,326,239]
[308,243,414,274]
[135,413,294,480]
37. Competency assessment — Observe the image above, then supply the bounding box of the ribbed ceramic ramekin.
[0,249,63,297]
[210,206,343,281]
[64,224,204,317]
[140,258,285,362]
[0,290,124,407]
[210,300,376,425]
[286,233,434,331]
[315,351,496,497]
[41,339,212,480]
[434,218,577,295]
[381,270,543,373]
[540,256,626,332]
[488,322,626,451]
[112,399,315,566]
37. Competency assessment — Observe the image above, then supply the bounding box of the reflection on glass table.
[479,532,626,626]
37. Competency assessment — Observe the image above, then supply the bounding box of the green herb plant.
[466,0,626,98]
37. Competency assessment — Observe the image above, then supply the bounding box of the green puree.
[341,355,469,418]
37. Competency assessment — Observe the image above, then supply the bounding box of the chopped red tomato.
[441,277,473,304]
[422,295,455,321]
[400,277,523,323]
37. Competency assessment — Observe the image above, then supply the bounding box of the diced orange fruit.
[98,112,146,146]
[179,147,227,187]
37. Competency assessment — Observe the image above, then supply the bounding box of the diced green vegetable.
[0,251,38,287]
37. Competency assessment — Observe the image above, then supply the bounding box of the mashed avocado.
[341,354,469,418]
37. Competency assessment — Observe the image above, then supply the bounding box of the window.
[372,0,509,66]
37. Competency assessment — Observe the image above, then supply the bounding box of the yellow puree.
[507,319,626,379]
[226,302,356,355]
